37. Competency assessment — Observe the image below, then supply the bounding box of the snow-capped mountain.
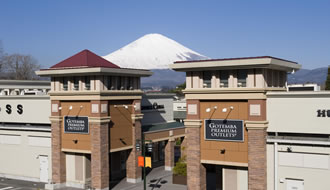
[103,33,209,69]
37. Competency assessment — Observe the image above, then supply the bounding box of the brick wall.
[91,123,109,189]
[247,123,267,190]
[186,122,206,190]
[51,118,66,184]
[126,114,142,182]
[165,139,175,170]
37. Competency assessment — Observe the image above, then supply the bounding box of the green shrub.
[326,66,330,90]
[173,156,187,176]
[175,138,182,146]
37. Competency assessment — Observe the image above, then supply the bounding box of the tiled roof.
[50,49,120,69]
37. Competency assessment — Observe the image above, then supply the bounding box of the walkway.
[0,167,186,190]
[112,166,187,190]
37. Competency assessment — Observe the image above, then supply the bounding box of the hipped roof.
[50,49,120,69]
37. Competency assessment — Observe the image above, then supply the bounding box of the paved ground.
[0,166,187,190]
[112,166,186,190]
[0,177,45,190]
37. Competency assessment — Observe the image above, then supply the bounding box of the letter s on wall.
[6,104,12,114]
[17,104,23,115]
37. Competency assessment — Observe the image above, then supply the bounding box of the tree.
[169,82,186,97]
[0,41,41,80]
[0,40,4,73]
[326,66,330,90]
[1,54,41,80]
[5,54,40,80]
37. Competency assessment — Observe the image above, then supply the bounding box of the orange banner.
[138,156,144,167]
[138,156,152,168]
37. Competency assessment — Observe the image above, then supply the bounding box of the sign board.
[64,116,89,134]
[204,119,244,142]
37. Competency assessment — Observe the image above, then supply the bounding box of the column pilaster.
[90,117,111,190]
[184,119,206,190]
[246,121,268,190]
[165,138,175,171]
[126,113,143,183]
[90,100,111,190]
[49,116,66,188]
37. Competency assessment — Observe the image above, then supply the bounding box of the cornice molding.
[184,119,202,128]
[89,116,111,124]
[245,120,268,130]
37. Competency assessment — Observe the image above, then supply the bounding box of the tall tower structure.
[37,50,152,190]
[170,56,301,190]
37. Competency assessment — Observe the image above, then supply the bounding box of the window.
[237,70,247,87]
[220,70,229,88]
[203,71,212,88]
[123,77,129,90]
[128,77,133,90]
[63,78,68,91]
[117,77,122,90]
[107,76,113,90]
[267,69,273,87]
[85,76,90,90]
[73,77,79,90]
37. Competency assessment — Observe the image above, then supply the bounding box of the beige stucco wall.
[267,143,330,190]
[223,167,248,190]
[66,153,89,186]
[267,92,330,134]
[267,144,275,190]
[0,97,51,124]
[0,129,51,182]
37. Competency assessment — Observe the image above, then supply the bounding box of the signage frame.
[204,119,244,142]
[64,116,89,134]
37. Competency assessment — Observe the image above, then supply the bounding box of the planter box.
[172,174,187,185]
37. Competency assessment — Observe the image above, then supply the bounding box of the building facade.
[266,91,330,190]
[35,49,186,190]
[0,80,51,183]
[170,56,301,190]
[1,52,330,190]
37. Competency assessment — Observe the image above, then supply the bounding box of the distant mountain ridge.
[288,67,328,85]
[141,69,185,88]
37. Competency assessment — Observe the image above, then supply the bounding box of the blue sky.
[0,0,329,69]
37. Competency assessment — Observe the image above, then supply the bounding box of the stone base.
[66,182,87,189]
[44,183,66,190]
[94,188,109,190]
[127,178,142,183]
[165,166,173,171]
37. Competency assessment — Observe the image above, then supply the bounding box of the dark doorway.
[109,150,129,188]
[205,164,222,190]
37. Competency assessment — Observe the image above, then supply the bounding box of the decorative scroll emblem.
[204,119,244,142]
[64,116,89,134]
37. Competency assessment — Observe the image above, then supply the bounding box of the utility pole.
[136,133,152,190]
[142,133,147,190]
